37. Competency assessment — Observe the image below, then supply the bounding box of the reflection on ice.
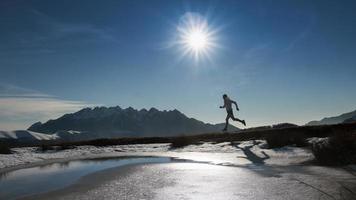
[0,157,171,200]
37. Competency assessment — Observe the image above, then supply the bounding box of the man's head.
[223,94,227,99]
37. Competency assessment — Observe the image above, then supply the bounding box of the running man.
[220,94,246,131]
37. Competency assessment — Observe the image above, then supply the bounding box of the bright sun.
[187,29,208,51]
[176,13,218,62]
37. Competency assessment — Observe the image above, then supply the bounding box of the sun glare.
[176,13,218,62]
[187,29,208,51]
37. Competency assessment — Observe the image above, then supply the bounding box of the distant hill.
[28,106,240,137]
[0,130,58,142]
[306,110,356,126]
[272,123,298,129]
[0,129,100,143]
[343,116,356,124]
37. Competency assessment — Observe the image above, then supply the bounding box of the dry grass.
[311,132,356,165]
[169,137,201,149]
[37,143,75,152]
[0,142,11,154]
[265,132,307,148]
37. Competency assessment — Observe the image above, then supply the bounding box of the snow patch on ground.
[307,137,328,144]
[0,140,316,170]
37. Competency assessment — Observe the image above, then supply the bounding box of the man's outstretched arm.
[219,102,226,109]
[232,101,239,110]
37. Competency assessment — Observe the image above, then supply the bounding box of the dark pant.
[224,109,242,130]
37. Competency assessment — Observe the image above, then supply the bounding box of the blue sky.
[0,0,355,130]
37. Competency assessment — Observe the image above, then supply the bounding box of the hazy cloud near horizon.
[0,83,52,98]
[0,84,94,130]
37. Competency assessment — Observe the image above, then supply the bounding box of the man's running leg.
[231,114,246,126]
[223,115,230,131]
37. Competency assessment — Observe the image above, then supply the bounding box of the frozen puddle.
[0,157,171,200]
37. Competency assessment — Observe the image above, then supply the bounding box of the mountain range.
[28,106,239,138]
[306,109,356,126]
[2,107,355,143]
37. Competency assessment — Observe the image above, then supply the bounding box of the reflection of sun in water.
[176,12,218,62]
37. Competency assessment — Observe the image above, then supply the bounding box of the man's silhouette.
[220,94,246,131]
